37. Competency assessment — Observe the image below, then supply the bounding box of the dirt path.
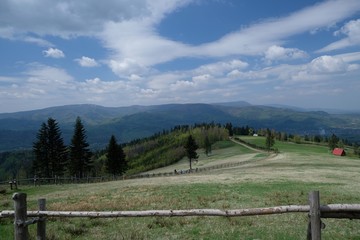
[229,137,267,153]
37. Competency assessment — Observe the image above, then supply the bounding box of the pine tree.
[69,117,92,178]
[33,118,67,178]
[225,122,233,136]
[204,135,212,156]
[185,135,199,170]
[265,128,275,151]
[47,118,68,177]
[106,135,126,175]
[33,122,49,177]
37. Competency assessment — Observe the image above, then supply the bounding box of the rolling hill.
[0,102,359,151]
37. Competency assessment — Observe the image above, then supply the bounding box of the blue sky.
[1,0,360,113]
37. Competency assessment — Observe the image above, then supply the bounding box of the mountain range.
[1,101,359,151]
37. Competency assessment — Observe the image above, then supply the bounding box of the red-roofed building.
[332,148,346,156]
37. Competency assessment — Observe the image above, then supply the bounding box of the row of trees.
[33,117,126,178]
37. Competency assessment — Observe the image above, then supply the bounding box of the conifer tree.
[33,122,49,177]
[265,128,275,151]
[33,118,67,178]
[225,122,234,136]
[106,135,126,175]
[185,135,199,170]
[47,118,68,176]
[69,117,92,178]
[204,135,212,156]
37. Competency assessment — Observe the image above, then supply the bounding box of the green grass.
[1,139,360,239]
[239,135,330,154]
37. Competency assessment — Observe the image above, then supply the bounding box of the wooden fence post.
[308,191,321,240]
[37,198,46,240]
[13,192,29,240]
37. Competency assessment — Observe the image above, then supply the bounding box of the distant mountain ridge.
[0,102,359,151]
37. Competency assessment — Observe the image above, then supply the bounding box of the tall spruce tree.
[47,118,68,176]
[204,135,212,156]
[106,135,126,175]
[185,135,199,170]
[69,117,92,178]
[265,128,275,151]
[225,122,234,136]
[33,122,49,177]
[33,118,67,178]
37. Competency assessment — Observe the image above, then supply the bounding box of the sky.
[1,0,360,113]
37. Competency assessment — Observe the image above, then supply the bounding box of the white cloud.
[194,59,248,76]
[75,56,99,67]
[0,64,76,112]
[227,70,246,79]
[0,0,151,38]
[26,64,73,85]
[264,45,308,63]
[2,0,360,77]
[196,0,360,57]
[24,36,54,47]
[108,58,150,78]
[102,19,193,76]
[308,55,351,74]
[2,0,360,112]
[82,78,127,94]
[335,19,360,39]
[318,19,360,52]
[170,80,196,91]
[101,0,360,77]
[147,73,184,89]
[43,48,65,58]
[335,51,360,62]
[129,74,143,81]
[192,74,212,83]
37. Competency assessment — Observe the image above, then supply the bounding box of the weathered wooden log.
[1,205,310,218]
[320,204,360,212]
[321,212,360,219]
[2,204,360,219]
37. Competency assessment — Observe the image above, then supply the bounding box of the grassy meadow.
[1,137,360,239]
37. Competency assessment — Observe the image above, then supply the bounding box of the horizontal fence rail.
[2,204,360,219]
[1,191,360,240]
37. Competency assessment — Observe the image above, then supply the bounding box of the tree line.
[32,117,127,179]
[31,120,228,179]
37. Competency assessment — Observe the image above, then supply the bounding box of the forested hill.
[0,102,360,151]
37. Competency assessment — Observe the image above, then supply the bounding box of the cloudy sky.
[1,0,360,113]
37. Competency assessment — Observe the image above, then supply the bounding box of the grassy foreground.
[1,139,360,239]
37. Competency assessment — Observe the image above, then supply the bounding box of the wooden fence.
[1,191,360,240]
[0,156,269,189]
[0,175,124,188]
